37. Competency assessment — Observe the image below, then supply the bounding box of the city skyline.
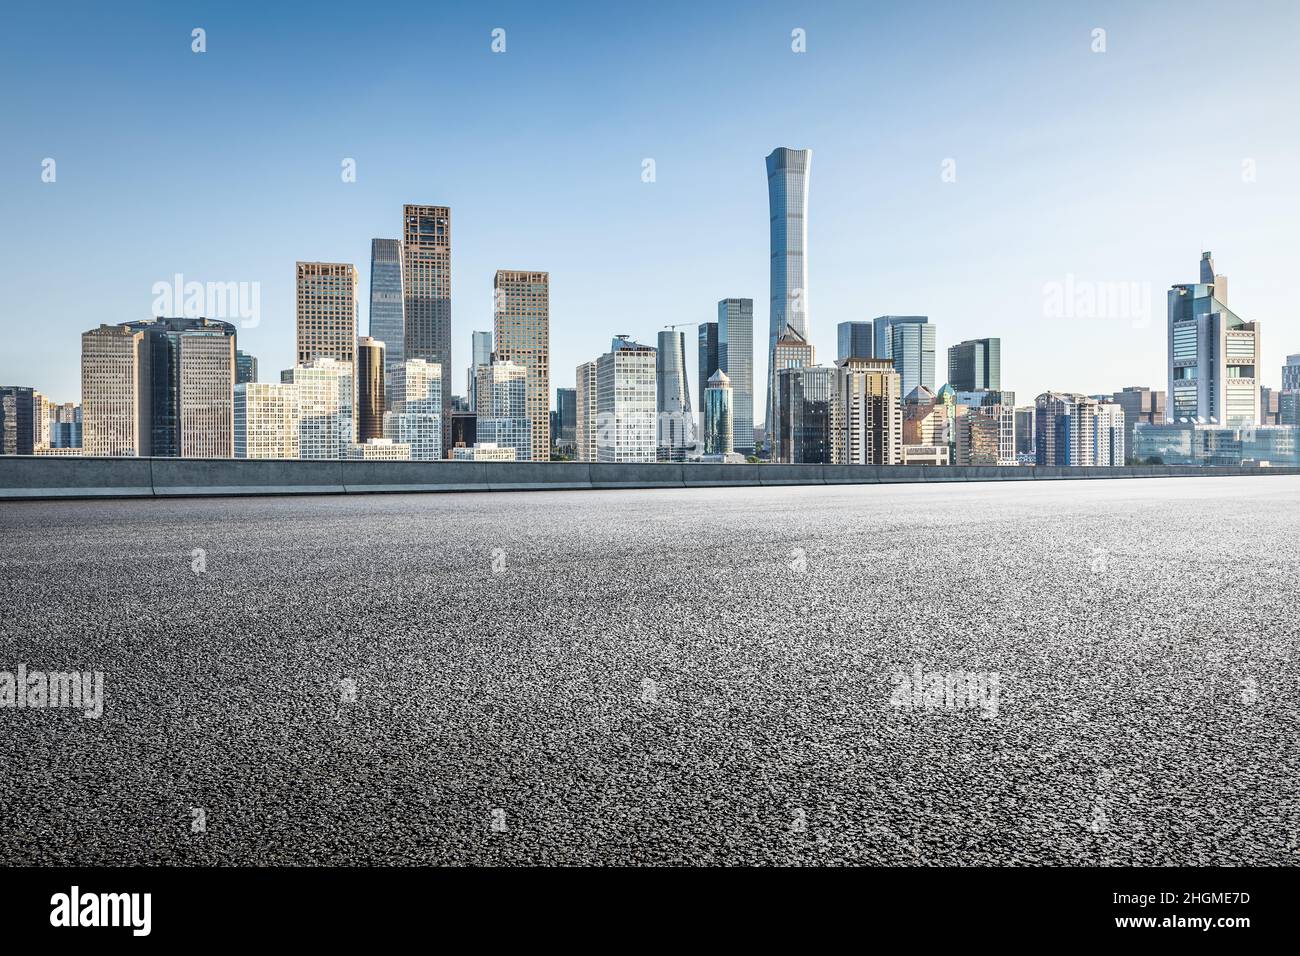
[5,1,1300,415]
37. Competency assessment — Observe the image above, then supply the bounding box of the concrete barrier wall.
[2,456,1299,500]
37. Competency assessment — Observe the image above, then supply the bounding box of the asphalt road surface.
[2,477,1297,865]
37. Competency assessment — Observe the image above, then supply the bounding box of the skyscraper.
[776,365,837,464]
[767,147,812,452]
[1035,393,1125,466]
[697,321,719,413]
[1167,251,1260,426]
[476,359,531,462]
[874,317,936,395]
[555,387,577,444]
[468,330,493,414]
[0,386,36,456]
[368,238,403,376]
[81,324,150,457]
[385,358,443,460]
[403,205,453,446]
[235,350,258,385]
[718,298,754,455]
[575,361,598,462]
[355,337,386,443]
[656,329,693,461]
[1283,354,1300,391]
[772,328,815,386]
[947,338,1001,392]
[703,370,734,456]
[291,358,353,459]
[295,262,357,367]
[596,338,656,463]
[837,321,873,362]
[178,323,236,458]
[493,270,550,461]
[837,357,902,465]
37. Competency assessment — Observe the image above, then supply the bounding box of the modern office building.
[451,442,517,462]
[874,317,936,395]
[493,270,550,460]
[449,411,477,451]
[403,205,453,446]
[119,316,237,457]
[1034,392,1125,466]
[902,386,948,448]
[368,238,404,376]
[766,147,812,422]
[355,336,386,443]
[235,350,258,385]
[772,328,816,382]
[295,261,357,367]
[384,358,443,460]
[697,321,720,413]
[575,360,599,462]
[81,324,150,457]
[902,444,949,466]
[468,330,493,413]
[596,337,656,463]
[1014,406,1035,462]
[837,321,873,362]
[1167,251,1260,426]
[953,405,1016,466]
[656,329,693,461]
[47,402,82,449]
[290,358,353,459]
[0,386,36,455]
[555,387,577,445]
[177,323,236,458]
[1134,422,1300,466]
[703,370,734,456]
[837,357,902,465]
[346,438,411,460]
[234,382,299,459]
[1260,386,1282,426]
[718,298,755,456]
[475,359,531,462]
[1281,391,1300,427]
[947,338,1001,392]
[775,364,838,464]
[953,389,1016,409]
[1283,355,1300,391]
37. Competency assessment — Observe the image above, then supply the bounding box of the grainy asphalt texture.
[1,477,1297,865]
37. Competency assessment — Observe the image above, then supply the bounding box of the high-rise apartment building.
[368,238,404,376]
[703,370,734,456]
[775,365,838,464]
[837,357,902,465]
[1035,392,1125,466]
[0,386,36,455]
[81,324,150,457]
[475,359,531,462]
[697,321,719,413]
[234,383,299,459]
[493,270,549,461]
[656,328,692,461]
[717,298,754,455]
[290,358,353,459]
[295,261,357,367]
[596,337,656,463]
[575,360,599,462]
[402,205,453,445]
[1167,252,1260,426]
[355,337,386,443]
[235,350,258,385]
[947,338,1001,392]
[385,358,443,460]
[837,321,873,362]
[468,330,493,414]
[766,147,812,435]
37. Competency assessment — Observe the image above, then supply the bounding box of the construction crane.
[662,322,693,331]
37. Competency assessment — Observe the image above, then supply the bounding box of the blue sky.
[3,0,1299,413]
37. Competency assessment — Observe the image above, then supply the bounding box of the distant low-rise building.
[346,438,411,460]
[451,442,517,461]
[1135,422,1300,466]
[902,444,949,466]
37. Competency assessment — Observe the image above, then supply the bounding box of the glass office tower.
[766,146,812,447]
[718,298,754,455]
[837,321,873,362]
[947,338,1001,391]
[368,238,403,376]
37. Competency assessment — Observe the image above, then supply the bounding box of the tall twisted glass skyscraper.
[766,147,811,449]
